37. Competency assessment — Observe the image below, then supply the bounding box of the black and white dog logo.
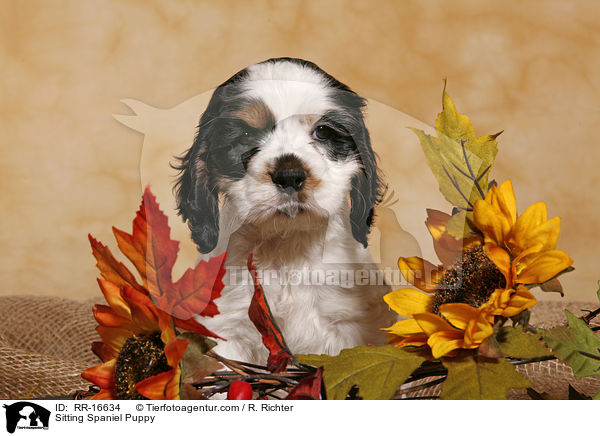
[3,402,50,433]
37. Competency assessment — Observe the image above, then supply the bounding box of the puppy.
[174,58,395,363]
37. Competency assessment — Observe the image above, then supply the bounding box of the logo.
[2,402,50,434]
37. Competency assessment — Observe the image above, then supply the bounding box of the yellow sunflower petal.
[397,257,442,293]
[499,286,538,318]
[526,216,561,252]
[517,250,573,285]
[473,200,508,246]
[474,180,517,246]
[509,202,547,248]
[135,368,181,400]
[81,359,116,389]
[490,180,517,227]
[383,318,424,336]
[428,330,465,358]
[512,244,545,282]
[511,203,560,254]
[413,312,458,336]
[483,243,512,284]
[463,314,494,346]
[439,303,479,330]
[388,333,429,348]
[383,289,433,318]
[481,288,512,315]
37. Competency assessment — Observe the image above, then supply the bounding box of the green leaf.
[441,352,531,399]
[496,326,553,359]
[594,391,600,400]
[409,82,501,239]
[297,346,425,400]
[543,310,600,377]
[596,280,600,303]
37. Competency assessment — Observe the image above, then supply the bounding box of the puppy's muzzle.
[270,154,307,193]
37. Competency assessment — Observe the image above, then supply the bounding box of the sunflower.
[384,245,511,358]
[384,180,572,358]
[81,279,188,400]
[472,179,573,288]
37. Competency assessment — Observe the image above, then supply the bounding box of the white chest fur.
[197,205,395,364]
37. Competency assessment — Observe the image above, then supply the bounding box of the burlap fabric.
[0,295,101,399]
[1,295,599,400]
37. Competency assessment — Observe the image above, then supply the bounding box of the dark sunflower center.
[114,332,171,400]
[430,245,506,314]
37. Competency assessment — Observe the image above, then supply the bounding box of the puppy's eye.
[233,129,250,144]
[312,125,336,142]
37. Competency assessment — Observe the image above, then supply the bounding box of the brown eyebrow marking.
[299,114,320,126]
[235,99,275,129]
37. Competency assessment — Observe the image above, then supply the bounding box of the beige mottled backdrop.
[1,0,598,302]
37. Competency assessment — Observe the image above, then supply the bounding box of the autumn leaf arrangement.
[368,81,600,400]
[81,82,600,401]
[81,188,323,400]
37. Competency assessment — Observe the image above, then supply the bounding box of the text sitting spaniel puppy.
[174,58,396,364]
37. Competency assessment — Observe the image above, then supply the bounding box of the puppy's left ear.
[349,118,381,248]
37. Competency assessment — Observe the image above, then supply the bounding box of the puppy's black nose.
[270,154,307,192]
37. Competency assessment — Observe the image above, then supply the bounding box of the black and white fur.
[174,58,394,363]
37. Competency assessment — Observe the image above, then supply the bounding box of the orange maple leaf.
[89,186,226,339]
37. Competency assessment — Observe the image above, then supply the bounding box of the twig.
[404,360,447,383]
[201,373,300,398]
[206,350,251,377]
[396,395,440,400]
[209,370,303,378]
[264,391,284,400]
[219,359,270,371]
[225,373,299,385]
[403,354,558,386]
[582,307,600,325]
[195,372,304,399]
[510,355,557,366]
[392,376,446,398]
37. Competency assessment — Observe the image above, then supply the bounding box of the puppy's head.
[174,58,381,253]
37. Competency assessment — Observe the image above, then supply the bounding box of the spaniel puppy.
[174,58,395,363]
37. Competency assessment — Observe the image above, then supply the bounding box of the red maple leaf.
[89,186,226,339]
[285,367,323,400]
[247,252,292,373]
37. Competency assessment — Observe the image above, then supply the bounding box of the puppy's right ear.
[173,134,220,254]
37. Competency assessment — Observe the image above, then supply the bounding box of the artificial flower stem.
[205,350,251,377]
[392,376,447,398]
